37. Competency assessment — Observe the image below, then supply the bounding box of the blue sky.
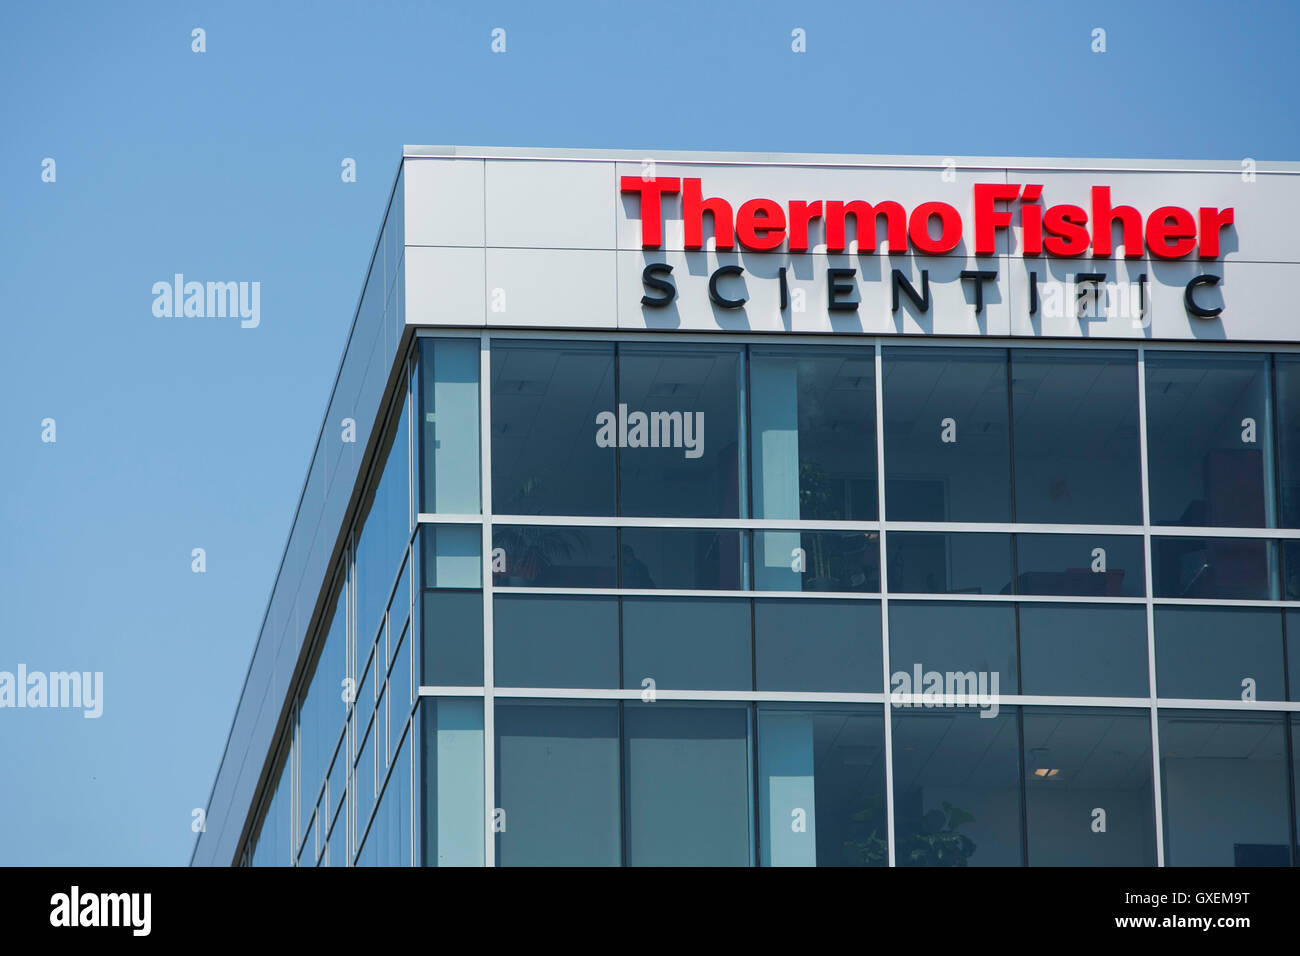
[0,0,1296,866]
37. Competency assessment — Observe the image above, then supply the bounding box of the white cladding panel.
[403,150,1300,343]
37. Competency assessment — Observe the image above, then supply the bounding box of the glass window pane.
[494,595,619,689]
[1152,536,1278,600]
[758,705,887,866]
[620,527,746,590]
[495,701,621,866]
[1145,352,1274,528]
[883,347,1011,522]
[491,525,616,588]
[618,344,743,519]
[1285,540,1300,600]
[885,531,1012,595]
[623,703,752,866]
[889,601,1018,696]
[750,347,877,522]
[754,530,879,592]
[621,597,751,691]
[1015,533,1145,597]
[419,337,480,514]
[1019,603,1149,698]
[420,590,483,686]
[754,599,881,693]
[421,524,481,589]
[1289,610,1300,702]
[490,341,615,516]
[356,407,410,648]
[1022,708,1155,866]
[421,697,485,866]
[1011,349,1141,525]
[1278,356,1300,528]
[1159,710,1291,866]
[891,707,1022,866]
[1155,607,1285,701]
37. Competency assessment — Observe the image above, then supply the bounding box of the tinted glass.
[421,697,484,866]
[495,701,621,866]
[1022,708,1155,866]
[1155,607,1285,701]
[1151,536,1278,600]
[420,590,483,686]
[1145,352,1274,527]
[618,344,743,518]
[623,703,752,866]
[889,601,1018,696]
[493,594,619,688]
[1015,533,1145,597]
[1019,603,1149,698]
[1010,350,1141,524]
[620,527,746,590]
[1278,356,1300,528]
[750,347,877,521]
[491,524,616,588]
[621,597,751,691]
[1159,710,1291,866]
[1285,540,1300,600]
[754,599,882,693]
[758,705,887,866]
[421,524,481,589]
[356,409,410,647]
[1290,610,1300,701]
[891,707,1022,866]
[490,341,615,515]
[419,337,480,514]
[883,347,1011,522]
[754,530,879,592]
[885,532,1012,595]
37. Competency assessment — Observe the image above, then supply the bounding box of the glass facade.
[242,335,1300,868]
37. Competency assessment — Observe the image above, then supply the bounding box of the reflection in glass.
[891,707,1022,866]
[623,703,752,865]
[618,344,743,519]
[1015,533,1145,597]
[493,594,619,688]
[885,531,1012,595]
[1159,710,1291,866]
[1022,708,1155,866]
[620,527,746,590]
[754,530,879,592]
[1278,356,1300,528]
[421,524,481,589]
[419,337,480,514]
[1155,607,1285,701]
[1145,352,1274,527]
[1010,349,1141,525]
[750,347,877,521]
[754,599,882,693]
[491,524,616,588]
[421,697,484,866]
[490,341,615,516]
[1151,536,1278,600]
[1019,604,1148,698]
[883,347,1011,522]
[496,701,621,866]
[758,706,887,866]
